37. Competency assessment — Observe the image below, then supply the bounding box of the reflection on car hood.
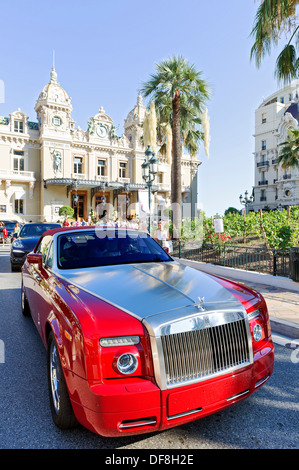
[57,261,243,321]
[13,237,40,251]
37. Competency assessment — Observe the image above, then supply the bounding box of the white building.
[252,80,299,211]
[0,66,200,223]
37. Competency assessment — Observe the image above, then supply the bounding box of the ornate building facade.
[0,67,200,223]
[251,80,299,211]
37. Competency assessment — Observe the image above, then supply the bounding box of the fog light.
[253,324,263,341]
[117,353,138,375]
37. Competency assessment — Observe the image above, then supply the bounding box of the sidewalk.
[175,258,299,340]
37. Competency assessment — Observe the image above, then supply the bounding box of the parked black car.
[10,222,61,271]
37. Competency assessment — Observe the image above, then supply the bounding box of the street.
[0,245,298,450]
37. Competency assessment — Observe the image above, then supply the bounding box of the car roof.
[0,220,18,223]
[22,222,60,226]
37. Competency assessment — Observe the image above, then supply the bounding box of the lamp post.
[72,179,79,206]
[72,179,79,221]
[124,183,130,219]
[239,190,254,215]
[142,145,158,233]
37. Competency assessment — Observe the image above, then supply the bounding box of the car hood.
[57,261,245,324]
[14,237,40,251]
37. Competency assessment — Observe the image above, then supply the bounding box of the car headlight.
[117,353,138,375]
[248,309,265,342]
[253,323,263,341]
[13,240,24,249]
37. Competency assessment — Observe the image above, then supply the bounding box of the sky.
[0,0,286,216]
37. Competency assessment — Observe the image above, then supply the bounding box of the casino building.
[0,66,200,222]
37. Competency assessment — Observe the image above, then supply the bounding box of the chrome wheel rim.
[50,341,60,414]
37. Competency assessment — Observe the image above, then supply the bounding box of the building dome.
[284,102,299,122]
[124,91,147,128]
[36,66,71,107]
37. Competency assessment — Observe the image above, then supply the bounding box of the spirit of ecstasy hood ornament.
[195,296,205,312]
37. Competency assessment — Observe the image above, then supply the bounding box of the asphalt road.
[0,246,298,450]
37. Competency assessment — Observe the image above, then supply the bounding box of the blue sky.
[0,0,284,216]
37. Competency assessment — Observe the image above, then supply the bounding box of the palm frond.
[250,0,298,82]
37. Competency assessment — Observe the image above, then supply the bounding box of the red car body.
[21,226,274,437]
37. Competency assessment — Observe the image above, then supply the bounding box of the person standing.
[14,222,21,236]
[0,222,4,246]
[0,222,8,246]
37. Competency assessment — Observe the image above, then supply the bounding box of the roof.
[284,102,299,121]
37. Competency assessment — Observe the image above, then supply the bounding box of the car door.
[29,235,53,340]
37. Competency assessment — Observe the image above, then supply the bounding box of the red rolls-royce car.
[21,226,274,437]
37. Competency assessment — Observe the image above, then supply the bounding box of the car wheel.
[47,331,78,429]
[11,264,18,272]
[21,282,31,317]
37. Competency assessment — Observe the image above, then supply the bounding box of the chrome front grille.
[161,317,251,388]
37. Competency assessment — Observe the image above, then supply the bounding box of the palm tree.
[250,0,299,84]
[278,128,299,168]
[142,55,210,237]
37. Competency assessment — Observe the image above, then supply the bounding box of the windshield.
[58,230,172,269]
[20,224,60,238]
[3,223,16,230]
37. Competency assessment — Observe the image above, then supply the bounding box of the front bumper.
[64,340,274,437]
[10,251,28,267]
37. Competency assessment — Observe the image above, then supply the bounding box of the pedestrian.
[14,222,21,236]
[0,222,8,246]
[0,222,4,246]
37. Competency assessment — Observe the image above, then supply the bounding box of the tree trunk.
[171,91,182,239]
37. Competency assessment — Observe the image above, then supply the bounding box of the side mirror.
[27,253,42,270]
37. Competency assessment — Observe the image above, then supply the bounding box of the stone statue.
[52,150,62,173]
[87,119,94,134]
[110,124,120,141]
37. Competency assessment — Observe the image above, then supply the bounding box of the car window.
[20,224,60,238]
[4,223,15,230]
[45,241,54,268]
[58,230,171,269]
[35,235,53,265]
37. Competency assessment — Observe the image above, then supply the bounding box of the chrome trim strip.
[255,375,270,388]
[248,309,261,321]
[226,389,250,402]
[119,419,157,429]
[167,408,203,421]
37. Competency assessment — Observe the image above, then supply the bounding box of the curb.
[270,318,299,340]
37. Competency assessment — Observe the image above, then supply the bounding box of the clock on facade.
[96,124,107,138]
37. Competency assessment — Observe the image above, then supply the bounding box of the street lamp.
[142,145,158,232]
[124,183,130,219]
[72,179,79,206]
[239,190,254,215]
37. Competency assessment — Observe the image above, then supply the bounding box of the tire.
[47,331,78,429]
[21,281,31,317]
